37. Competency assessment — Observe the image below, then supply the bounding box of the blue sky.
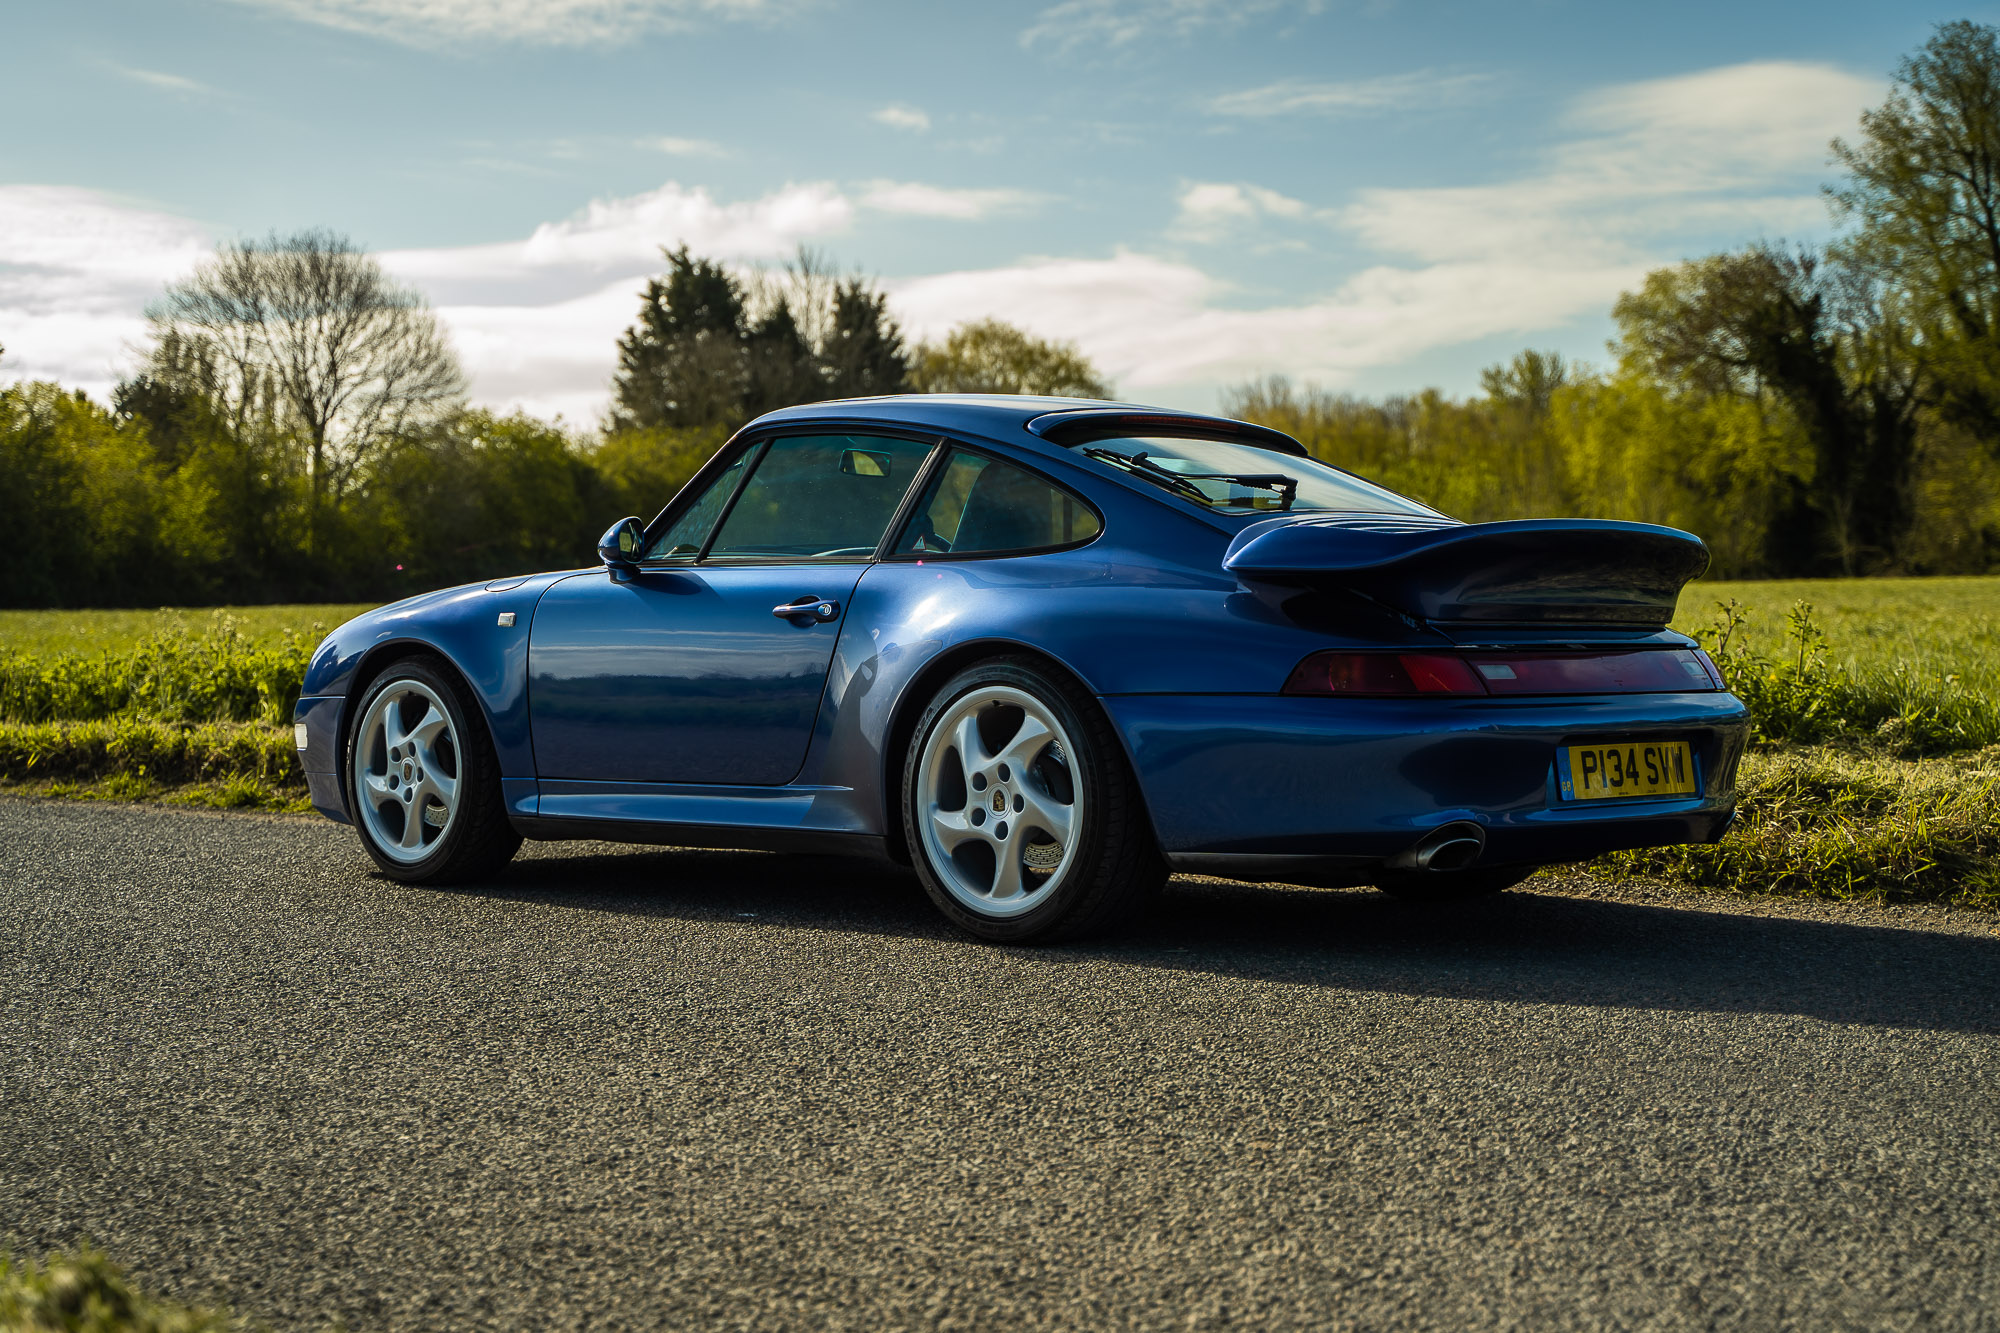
[0,0,1983,422]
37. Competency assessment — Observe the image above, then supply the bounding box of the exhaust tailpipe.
[1387,821,1486,873]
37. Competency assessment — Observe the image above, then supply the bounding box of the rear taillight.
[1283,648,1721,697]
[1282,652,1487,696]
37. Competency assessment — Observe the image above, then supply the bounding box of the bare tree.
[146,229,463,548]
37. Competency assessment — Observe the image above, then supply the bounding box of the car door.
[528,431,937,786]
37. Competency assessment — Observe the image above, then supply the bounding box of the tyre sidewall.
[901,660,1118,943]
[345,657,489,882]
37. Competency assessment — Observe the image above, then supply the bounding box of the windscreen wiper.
[1082,448,1299,511]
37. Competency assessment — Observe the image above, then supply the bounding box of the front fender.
[301,570,585,780]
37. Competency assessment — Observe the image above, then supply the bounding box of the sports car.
[294,395,1748,941]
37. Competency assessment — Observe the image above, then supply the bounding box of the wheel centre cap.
[990,788,1007,814]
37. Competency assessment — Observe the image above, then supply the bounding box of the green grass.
[0,604,377,656]
[1605,745,2000,910]
[1682,576,2000,699]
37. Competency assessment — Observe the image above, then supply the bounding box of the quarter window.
[707,433,934,560]
[645,450,751,560]
[893,450,1100,557]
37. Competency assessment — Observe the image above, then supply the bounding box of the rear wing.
[1222,516,1710,627]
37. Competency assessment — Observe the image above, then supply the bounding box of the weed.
[0,1244,237,1332]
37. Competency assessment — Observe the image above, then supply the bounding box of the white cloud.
[858,181,1039,220]
[888,62,1878,397]
[1173,181,1308,240]
[1022,0,1316,53]
[1,61,1877,423]
[871,104,931,132]
[1208,71,1492,117]
[0,187,214,402]
[637,136,728,158]
[107,64,217,96]
[223,0,790,46]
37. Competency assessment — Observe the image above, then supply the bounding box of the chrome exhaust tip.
[1387,821,1487,872]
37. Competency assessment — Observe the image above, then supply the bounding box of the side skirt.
[509,814,892,861]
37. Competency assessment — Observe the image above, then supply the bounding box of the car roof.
[743,394,1303,456]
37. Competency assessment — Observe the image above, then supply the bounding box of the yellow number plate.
[1559,741,1698,801]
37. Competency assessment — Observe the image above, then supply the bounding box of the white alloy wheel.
[352,679,462,864]
[916,684,1082,919]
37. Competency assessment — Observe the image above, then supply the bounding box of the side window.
[893,450,1100,557]
[707,433,935,560]
[645,449,752,560]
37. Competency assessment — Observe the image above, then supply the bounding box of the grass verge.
[0,1245,239,1332]
[1603,745,2000,910]
[0,719,310,813]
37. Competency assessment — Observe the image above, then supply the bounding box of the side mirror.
[597,516,645,581]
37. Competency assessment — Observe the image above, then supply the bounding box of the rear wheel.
[1373,865,1535,902]
[346,656,520,883]
[903,659,1164,943]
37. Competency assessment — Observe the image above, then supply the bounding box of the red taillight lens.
[1466,649,1717,695]
[1282,648,1722,697]
[1283,652,1488,696]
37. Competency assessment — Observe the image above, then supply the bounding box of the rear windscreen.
[1072,436,1438,517]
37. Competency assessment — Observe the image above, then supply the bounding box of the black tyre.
[902,658,1165,943]
[1373,865,1535,902]
[345,655,521,883]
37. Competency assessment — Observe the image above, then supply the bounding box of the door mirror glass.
[598,516,644,573]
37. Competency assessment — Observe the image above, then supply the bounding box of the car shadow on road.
[441,842,2000,1037]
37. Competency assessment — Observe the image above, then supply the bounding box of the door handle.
[772,597,840,623]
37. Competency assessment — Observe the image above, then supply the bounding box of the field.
[0,577,1995,905]
[0,603,378,656]
[1684,576,2000,698]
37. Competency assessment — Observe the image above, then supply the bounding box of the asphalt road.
[4,798,1999,1331]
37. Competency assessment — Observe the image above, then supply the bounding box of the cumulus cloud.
[1207,71,1492,117]
[858,182,1040,220]
[0,187,214,402]
[222,0,790,46]
[1173,182,1308,240]
[871,105,931,132]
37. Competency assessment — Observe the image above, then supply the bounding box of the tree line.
[2,20,1998,607]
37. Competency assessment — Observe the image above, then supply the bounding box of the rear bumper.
[1103,691,1748,875]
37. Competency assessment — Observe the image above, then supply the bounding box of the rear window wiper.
[1082,448,1299,511]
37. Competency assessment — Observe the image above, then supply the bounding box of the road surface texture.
[4,796,1998,1331]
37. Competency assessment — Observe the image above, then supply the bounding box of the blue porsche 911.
[295,395,1748,941]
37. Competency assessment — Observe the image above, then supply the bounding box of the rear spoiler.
[1222,516,1710,627]
[1025,408,1308,457]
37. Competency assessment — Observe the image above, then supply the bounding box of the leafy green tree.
[1613,247,1921,574]
[908,319,1112,397]
[1832,20,2000,441]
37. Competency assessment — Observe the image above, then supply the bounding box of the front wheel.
[902,659,1164,943]
[346,656,521,883]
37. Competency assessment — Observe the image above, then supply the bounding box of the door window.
[893,450,1100,556]
[707,434,935,560]
[646,450,752,560]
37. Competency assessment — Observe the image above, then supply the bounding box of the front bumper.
[1103,691,1748,878]
[293,695,350,824]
